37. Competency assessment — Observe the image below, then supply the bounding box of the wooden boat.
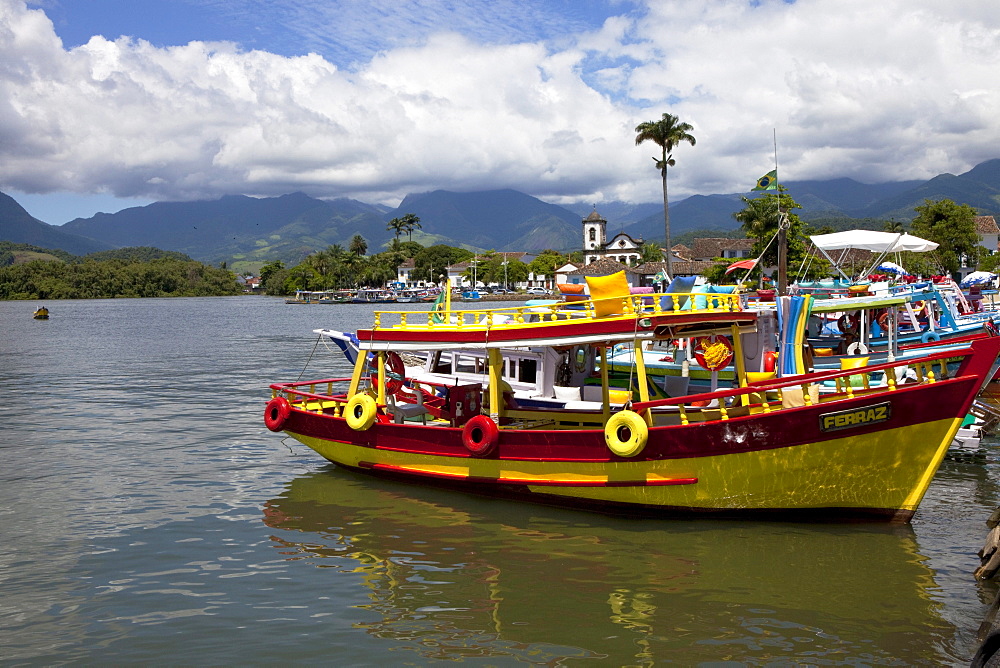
[352,289,397,304]
[264,288,1000,522]
[33,306,49,319]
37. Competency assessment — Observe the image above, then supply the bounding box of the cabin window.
[455,354,478,374]
[431,351,451,374]
[518,358,538,383]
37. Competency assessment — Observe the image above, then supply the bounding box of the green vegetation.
[909,198,982,274]
[0,244,241,299]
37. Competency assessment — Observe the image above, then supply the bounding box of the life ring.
[264,397,292,432]
[837,314,860,334]
[876,311,890,330]
[345,393,378,431]
[605,410,648,457]
[693,336,733,372]
[921,330,941,344]
[912,300,926,315]
[846,342,869,356]
[369,351,405,395]
[462,415,499,457]
[763,350,777,373]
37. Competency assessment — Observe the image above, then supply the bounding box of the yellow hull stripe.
[288,415,960,512]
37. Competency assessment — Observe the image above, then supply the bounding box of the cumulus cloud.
[2,0,1000,209]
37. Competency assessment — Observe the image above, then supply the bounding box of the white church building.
[581,209,644,266]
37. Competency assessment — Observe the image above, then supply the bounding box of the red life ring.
[369,351,405,395]
[837,314,859,333]
[876,311,890,330]
[763,350,777,373]
[264,397,292,432]
[462,415,499,457]
[693,336,734,371]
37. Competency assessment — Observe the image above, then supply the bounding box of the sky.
[2,0,1000,224]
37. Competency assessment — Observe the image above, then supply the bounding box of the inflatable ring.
[876,311,890,330]
[846,342,869,356]
[369,351,405,396]
[264,396,292,432]
[345,393,378,431]
[837,314,860,334]
[921,330,941,344]
[693,336,734,372]
[462,414,499,457]
[604,410,648,458]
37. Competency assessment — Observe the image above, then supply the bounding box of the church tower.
[582,209,607,264]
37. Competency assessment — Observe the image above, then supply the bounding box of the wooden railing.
[369,291,744,331]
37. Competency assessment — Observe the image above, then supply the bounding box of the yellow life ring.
[345,393,377,431]
[604,410,648,457]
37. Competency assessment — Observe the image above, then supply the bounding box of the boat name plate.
[819,402,892,432]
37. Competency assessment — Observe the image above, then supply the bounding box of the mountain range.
[3,159,1000,272]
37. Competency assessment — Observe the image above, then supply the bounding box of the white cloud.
[2,0,1000,212]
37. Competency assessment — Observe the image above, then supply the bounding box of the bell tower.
[582,209,606,263]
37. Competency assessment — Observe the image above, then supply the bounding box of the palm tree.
[386,217,407,242]
[349,234,368,257]
[401,213,422,241]
[634,113,696,279]
[883,219,906,233]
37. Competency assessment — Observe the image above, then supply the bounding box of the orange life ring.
[462,415,499,457]
[693,336,734,371]
[876,311,890,330]
[369,351,405,395]
[264,397,292,432]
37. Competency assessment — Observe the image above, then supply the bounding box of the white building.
[582,209,644,266]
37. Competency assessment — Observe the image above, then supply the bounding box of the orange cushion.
[586,271,630,317]
[557,283,586,294]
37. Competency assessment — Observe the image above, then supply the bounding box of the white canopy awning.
[809,230,938,253]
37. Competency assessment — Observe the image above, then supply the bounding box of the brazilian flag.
[752,170,777,191]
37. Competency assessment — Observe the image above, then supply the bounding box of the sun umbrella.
[724,258,758,275]
[960,271,996,288]
[877,261,906,275]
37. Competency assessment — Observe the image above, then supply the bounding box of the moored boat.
[264,280,1000,522]
[33,305,49,319]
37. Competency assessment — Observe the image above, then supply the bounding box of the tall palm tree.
[635,113,696,279]
[400,213,422,241]
[386,217,407,241]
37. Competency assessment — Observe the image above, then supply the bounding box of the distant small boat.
[33,306,49,319]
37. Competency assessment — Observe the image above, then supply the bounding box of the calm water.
[3,295,1000,665]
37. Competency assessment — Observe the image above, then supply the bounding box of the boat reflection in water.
[263,468,954,664]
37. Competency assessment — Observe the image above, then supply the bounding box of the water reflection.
[264,467,954,664]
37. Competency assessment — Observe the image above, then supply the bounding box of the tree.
[634,112,696,279]
[349,234,368,257]
[259,260,284,286]
[883,219,906,233]
[400,213,422,241]
[909,199,981,274]
[528,250,568,279]
[411,244,473,284]
[640,241,663,264]
[386,216,407,242]
[733,187,808,282]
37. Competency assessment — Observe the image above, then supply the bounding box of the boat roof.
[809,230,938,253]
[808,293,910,313]
[355,298,758,351]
